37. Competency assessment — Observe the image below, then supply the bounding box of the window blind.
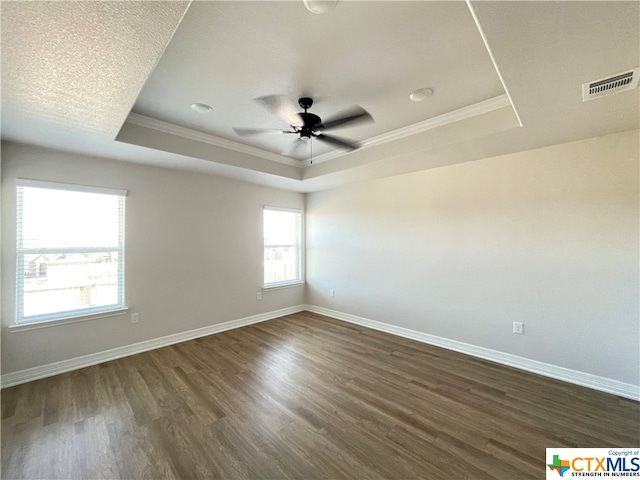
[263,207,303,287]
[16,180,126,323]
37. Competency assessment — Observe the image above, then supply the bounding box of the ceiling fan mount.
[233,95,374,157]
[298,97,313,110]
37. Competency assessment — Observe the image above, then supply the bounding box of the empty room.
[1,1,638,479]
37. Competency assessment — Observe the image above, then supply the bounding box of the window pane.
[264,246,299,285]
[263,208,302,286]
[22,187,121,248]
[21,252,120,317]
[17,183,125,323]
[264,210,298,246]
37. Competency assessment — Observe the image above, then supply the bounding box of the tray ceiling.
[1,1,638,192]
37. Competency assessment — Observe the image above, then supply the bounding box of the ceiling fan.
[233,96,374,160]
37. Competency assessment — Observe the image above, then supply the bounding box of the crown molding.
[126,94,511,169]
[367,94,511,146]
[125,113,304,168]
[310,94,513,164]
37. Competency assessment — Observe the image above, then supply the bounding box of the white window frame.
[263,206,304,288]
[15,179,127,324]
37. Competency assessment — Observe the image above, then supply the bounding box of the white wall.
[1,142,304,374]
[3,130,638,389]
[306,130,639,386]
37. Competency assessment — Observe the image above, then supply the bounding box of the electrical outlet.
[513,321,523,335]
[257,292,262,301]
[131,313,139,324]
[330,289,335,297]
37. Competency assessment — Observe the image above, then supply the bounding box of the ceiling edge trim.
[125,113,303,167]
[126,94,510,169]
[310,94,512,164]
[465,0,523,127]
[113,1,194,140]
[364,94,511,148]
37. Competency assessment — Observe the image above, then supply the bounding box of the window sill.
[263,281,305,291]
[8,308,129,333]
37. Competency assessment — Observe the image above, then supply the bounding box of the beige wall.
[1,142,304,374]
[306,130,639,386]
[3,130,638,387]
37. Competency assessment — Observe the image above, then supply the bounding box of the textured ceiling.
[1,1,638,192]
[1,1,190,137]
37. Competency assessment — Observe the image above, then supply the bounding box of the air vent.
[583,68,639,102]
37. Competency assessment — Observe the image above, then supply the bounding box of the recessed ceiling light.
[191,103,212,114]
[303,0,338,15]
[409,87,434,102]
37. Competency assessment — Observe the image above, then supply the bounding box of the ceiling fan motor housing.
[233,94,372,152]
[298,112,321,138]
[296,98,320,138]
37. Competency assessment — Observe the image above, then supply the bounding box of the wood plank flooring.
[2,311,638,479]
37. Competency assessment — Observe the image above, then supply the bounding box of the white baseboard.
[303,305,640,402]
[3,303,638,402]
[1,305,305,388]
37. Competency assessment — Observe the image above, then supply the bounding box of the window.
[16,180,126,324]
[263,207,303,287]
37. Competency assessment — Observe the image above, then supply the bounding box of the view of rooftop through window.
[17,182,125,322]
[263,208,302,287]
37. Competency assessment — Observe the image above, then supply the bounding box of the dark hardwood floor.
[2,311,638,479]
